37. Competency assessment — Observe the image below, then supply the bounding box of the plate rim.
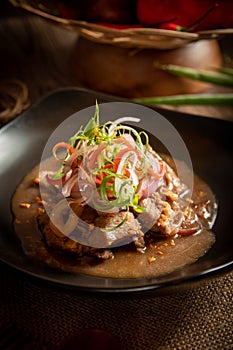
[0,87,232,294]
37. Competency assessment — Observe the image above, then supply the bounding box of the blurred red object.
[137,0,233,31]
[58,0,137,24]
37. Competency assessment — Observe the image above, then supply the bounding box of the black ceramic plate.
[0,88,232,294]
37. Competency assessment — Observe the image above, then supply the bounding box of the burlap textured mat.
[0,263,232,350]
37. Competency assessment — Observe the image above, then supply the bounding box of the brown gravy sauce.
[12,157,216,279]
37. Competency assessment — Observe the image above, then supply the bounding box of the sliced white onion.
[62,171,79,197]
[146,152,162,174]
[127,168,139,187]
[39,170,58,188]
[122,133,136,147]
[108,117,140,136]
[115,150,139,195]
[68,143,98,166]
[137,175,162,199]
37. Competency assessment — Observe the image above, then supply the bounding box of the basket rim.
[9,0,233,49]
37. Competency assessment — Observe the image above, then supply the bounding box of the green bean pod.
[154,63,233,88]
[134,93,233,106]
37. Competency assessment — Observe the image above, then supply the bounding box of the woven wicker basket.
[9,0,233,50]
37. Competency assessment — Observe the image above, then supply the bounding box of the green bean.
[134,93,233,106]
[154,63,233,88]
[215,67,233,77]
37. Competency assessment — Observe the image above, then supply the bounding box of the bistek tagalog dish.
[12,103,217,279]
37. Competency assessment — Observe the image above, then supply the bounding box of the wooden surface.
[0,1,233,122]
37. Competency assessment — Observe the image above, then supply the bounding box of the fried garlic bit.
[148,256,156,263]
[20,202,31,209]
[33,177,40,185]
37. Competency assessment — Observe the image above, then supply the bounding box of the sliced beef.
[139,191,184,236]
[37,147,202,259]
[38,207,144,259]
[148,147,188,195]
[37,211,113,260]
[89,211,145,249]
[138,150,200,237]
